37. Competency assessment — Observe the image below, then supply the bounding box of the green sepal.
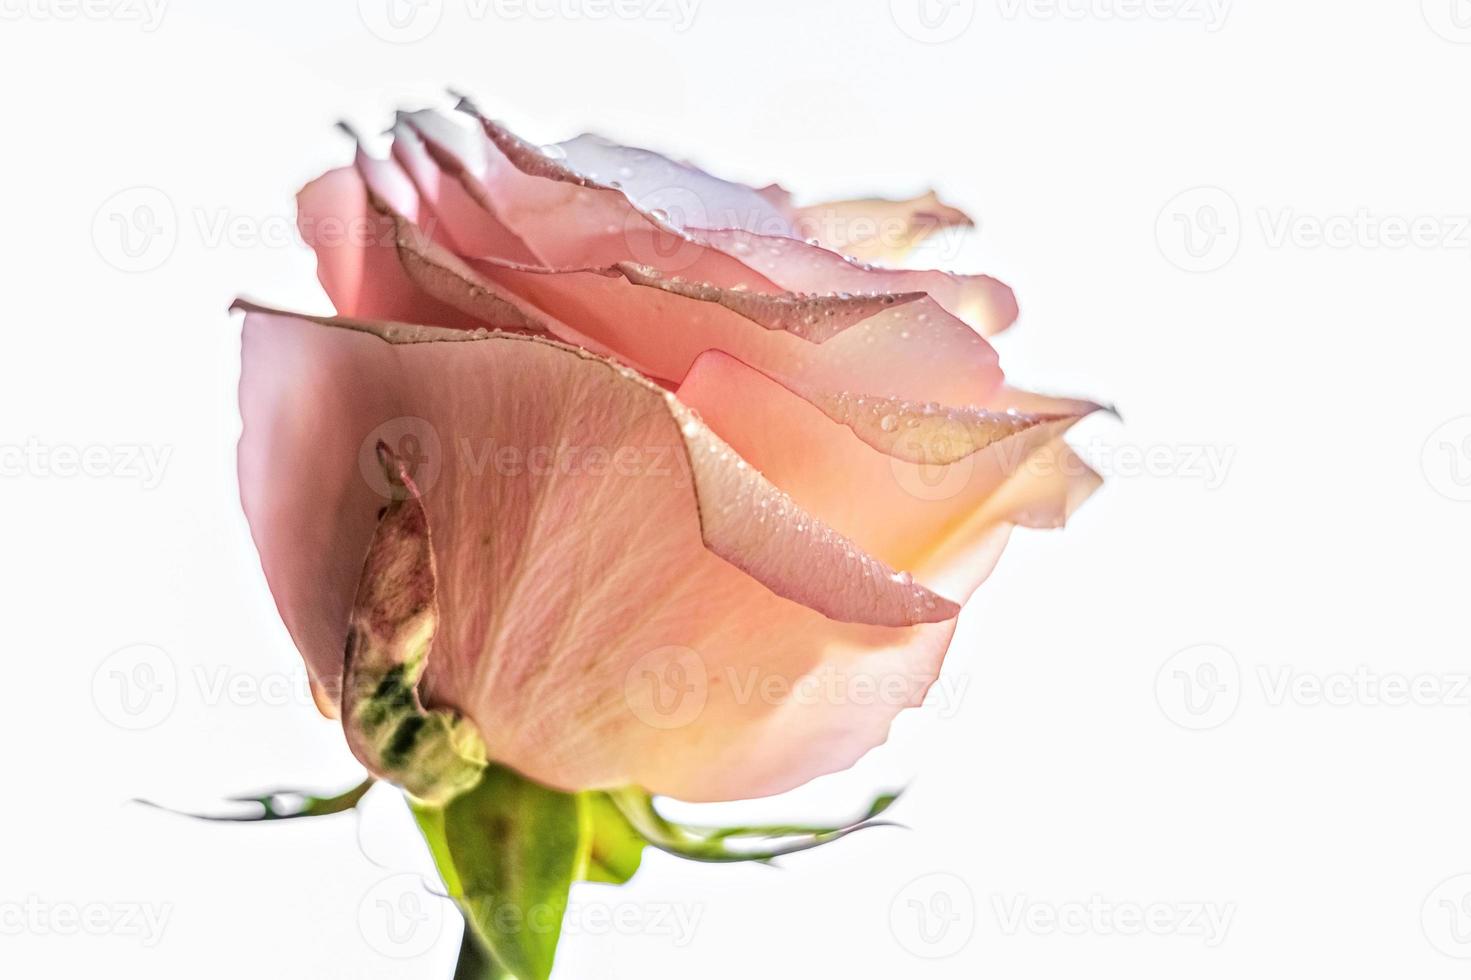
[606,787,902,863]
[412,766,579,980]
[576,791,646,885]
[137,777,375,822]
[452,919,515,980]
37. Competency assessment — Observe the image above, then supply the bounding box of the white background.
[3,0,1471,977]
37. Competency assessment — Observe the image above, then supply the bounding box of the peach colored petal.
[411,106,1016,333]
[383,208,559,336]
[462,256,1006,405]
[553,132,796,236]
[237,303,959,800]
[400,109,778,288]
[295,166,483,329]
[794,191,975,264]
[339,173,1009,409]
[686,227,1019,335]
[388,117,543,264]
[675,351,1099,603]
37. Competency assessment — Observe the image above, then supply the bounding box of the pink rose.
[237,98,1101,803]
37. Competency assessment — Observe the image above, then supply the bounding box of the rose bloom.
[238,100,1101,804]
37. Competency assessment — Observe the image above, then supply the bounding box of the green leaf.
[137,777,374,822]
[413,766,579,980]
[695,792,902,842]
[453,920,515,980]
[606,788,902,863]
[576,792,646,885]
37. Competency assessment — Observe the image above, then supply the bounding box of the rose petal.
[553,132,796,236]
[408,106,1016,334]
[388,117,543,264]
[675,350,1099,602]
[237,303,960,800]
[296,166,483,329]
[459,256,1006,406]
[795,190,976,264]
[687,227,1019,335]
[400,109,776,287]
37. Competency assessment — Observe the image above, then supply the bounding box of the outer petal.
[553,132,796,236]
[460,256,1006,405]
[686,227,1018,335]
[362,185,1008,406]
[296,165,483,329]
[237,303,959,801]
[794,191,976,264]
[405,106,1017,332]
[399,109,776,286]
[675,351,1101,603]
[388,117,543,264]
